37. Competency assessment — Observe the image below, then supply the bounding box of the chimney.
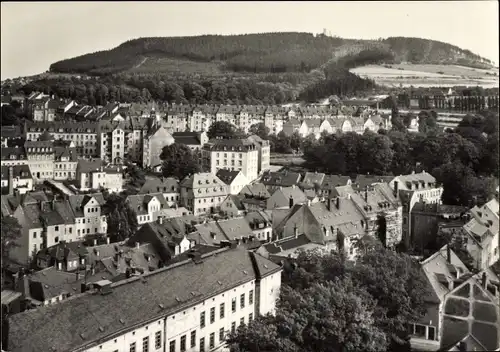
[76,271,80,281]
[135,242,140,249]
[393,181,398,197]
[8,166,14,195]
[447,244,451,264]
[364,187,368,203]
[157,216,163,225]
[335,197,340,209]
[106,237,110,245]
[289,195,294,208]
[93,239,97,246]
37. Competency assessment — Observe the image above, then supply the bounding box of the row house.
[7,247,282,352]
[202,138,260,182]
[126,193,169,226]
[163,104,192,133]
[261,170,302,193]
[216,170,249,196]
[25,121,99,158]
[172,131,209,153]
[188,105,218,132]
[299,172,352,198]
[238,105,267,134]
[1,191,107,265]
[1,125,22,148]
[24,91,50,119]
[264,106,287,135]
[180,172,229,216]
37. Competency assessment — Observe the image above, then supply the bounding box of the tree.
[248,123,270,140]
[360,132,394,175]
[104,194,138,242]
[1,216,22,271]
[290,132,303,151]
[271,131,293,154]
[207,121,238,139]
[160,143,201,180]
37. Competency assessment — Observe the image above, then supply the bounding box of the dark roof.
[1,125,21,139]
[36,241,88,262]
[204,138,257,152]
[8,248,281,352]
[261,171,301,188]
[353,175,394,190]
[0,165,32,180]
[172,132,203,146]
[216,169,241,185]
[239,183,270,199]
[139,177,179,194]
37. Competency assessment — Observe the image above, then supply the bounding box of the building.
[6,247,282,352]
[180,173,229,216]
[1,165,33,195]
[216,169,249,196]
[75,159,123,193]
[126,193,169,226]
[1,125,22,148]
[261,170,302,193]
[220,195,247,217]
[139,176,180,207]
[142,124,175,169]
[389,171,443,247]
[245,210,273,242]
[246,134,271,175]
[410,203,468,252]
[202,138,259,182]
[409,246,470,351]
[266,185,308,210]
[172,131,209,152]
[463,198,499,270]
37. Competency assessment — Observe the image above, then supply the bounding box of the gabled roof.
[139,177,179,194]
[216,169,242,186]
[180,173,227,196]
[224,195,246,211]
[261,170,301,188]
[0,165,32,180]
[172,132,204,146]
[267,186,307,209]
[239,183,270,199]
[126,193,168,216]
[353,175,394,191]
[301,172,326,188]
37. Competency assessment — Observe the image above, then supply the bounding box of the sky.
[1,1,499,80]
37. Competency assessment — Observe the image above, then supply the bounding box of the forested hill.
[49,33,493,76]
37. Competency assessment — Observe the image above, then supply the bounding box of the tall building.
[142,124,175,169]
[202,138,260,182]
[6,247,283,352]
[180,173,229,216]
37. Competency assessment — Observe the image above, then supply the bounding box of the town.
[1,2,499,352]
[1,84,499,352]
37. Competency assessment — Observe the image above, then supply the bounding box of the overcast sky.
[1,1,499,80]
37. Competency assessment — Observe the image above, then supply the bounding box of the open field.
[128,56,224,75]
[350,64,499,88]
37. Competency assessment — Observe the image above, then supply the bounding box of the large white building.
[202,138,260,182]
[7,247,283,352]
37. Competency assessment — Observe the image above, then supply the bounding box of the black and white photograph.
[0,1,499,352]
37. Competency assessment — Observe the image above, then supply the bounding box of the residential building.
[1,126,23,148]
[164,104,193,133]
[142,124,175,169]
[261,170,302,193]
[6,247,282,352]
[75,159,123,193]
[220,195,247,217]
[53,142,78,181]
[1,165,33,195]
[352,174,394,191]
[266,185,308,210]
[192,217,256,246]
[246,134,271,174]
[410,203,468,251]
[238,183,270,211]
[463,198,499,270]
[35,241,89,272]
[172,131,209,152]
[282,118,302,136]
[317,174,352,198]
[139,176,180,207]
[203,138,259,182]
[389,171,443,247]
[245,210,272,242]
[67,193,108,240]
[189,105,217,132]
[264,106,287,135]
[24,140,55,182]
[216,169,249,195]
[258,234,325,261]
[180,173,229,216]
[126,193,169,226]
[31,97,59,122]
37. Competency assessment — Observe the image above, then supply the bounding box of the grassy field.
[350,64,499,88]
[127,56,224,76]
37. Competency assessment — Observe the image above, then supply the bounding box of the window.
[180,335,186,351]
[220,303,225,319]
[249,290,254,305]
[33,232,37,239]
[155,331,162,349]
[232,297,236,312]
[200,311,205,328]
[55,226,59,231]
[240,317,245,326]
[249,313,253,322]
[190,331,196,348]
[169,340,175,352]
[209,333,215,349]
[142,336,149,352]
[210,307,215,324]
[414,324,426,338]
[231,322,236,334]
[428,326,435,340]
[240,294,245,308]
[219,327,225,341]
[200,337,205,352]
[129,342,136,352]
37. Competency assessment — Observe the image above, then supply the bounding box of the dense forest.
[49,33,493,76]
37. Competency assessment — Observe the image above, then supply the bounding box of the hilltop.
[49,33,493,76]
